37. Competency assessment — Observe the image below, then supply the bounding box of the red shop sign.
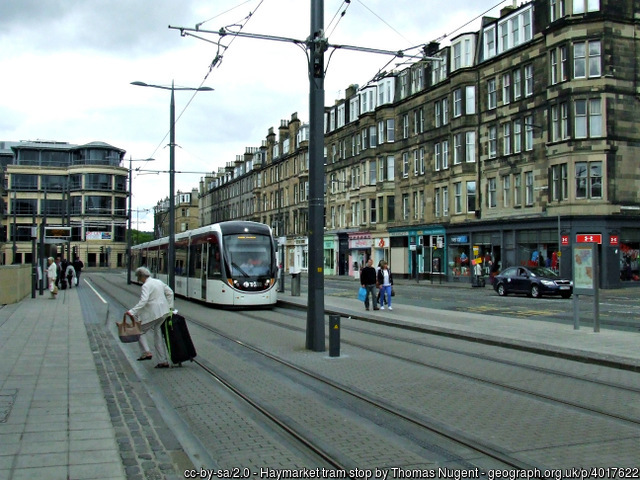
[576,234,602,244]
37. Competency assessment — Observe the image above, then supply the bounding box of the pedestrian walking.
[377,261,394,310]
[46,257,58,299]
[376,260,386,307]
[127,267,174,369]
[73,256,84,286]
[54,256,62,289]
[359,258,379,311]
[65,263,76,288]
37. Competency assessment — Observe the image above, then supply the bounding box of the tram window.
[190,244,203,278]
[225,234,272,277]
[159,253,166,275]
[208,244,222,277]
[175,242,188,275]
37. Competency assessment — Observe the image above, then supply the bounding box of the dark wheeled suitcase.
[161,313,197,365]
[60,278,67,290]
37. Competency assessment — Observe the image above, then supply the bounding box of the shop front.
[559,218,640,289]
[447,223,559,284]
[287,236,308,273]
[387,227,446,279]
[619,227,640,283]
[371,235,389,269]
[417,227,446,280]
[443,215,640,288]
[348,232,372,278]
[323,234,338,275]
[448,234,472,280]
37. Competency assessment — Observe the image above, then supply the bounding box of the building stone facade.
[153,188,201,238]
[199,0,640,288]
[0,140,128,268]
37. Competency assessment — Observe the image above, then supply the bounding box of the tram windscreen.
[224,234,273,277]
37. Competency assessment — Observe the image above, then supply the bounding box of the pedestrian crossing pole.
[306,0,327,352]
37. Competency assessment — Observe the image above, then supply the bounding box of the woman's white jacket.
[128,278,174,324]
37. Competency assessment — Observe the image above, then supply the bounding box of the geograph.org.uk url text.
[183,467,640,480]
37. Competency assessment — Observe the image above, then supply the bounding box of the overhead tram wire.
[434,0,508,43]
[200,0,265,81]
[354,0,508,91]
[141,1,265,166]
[325,0,352,39]
[324,0,420,88]
[194,0,256,30]
[354,0,415,47]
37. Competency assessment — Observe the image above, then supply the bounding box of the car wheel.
[497,283,507,296]
[530,284,540,298]
[561,292,572,299]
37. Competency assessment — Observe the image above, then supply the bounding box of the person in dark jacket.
[73,257,84,286]
[359,258,379,311]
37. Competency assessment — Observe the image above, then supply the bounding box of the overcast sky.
[1,0,508,231]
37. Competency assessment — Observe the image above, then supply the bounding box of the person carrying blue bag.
[359,258,379,311]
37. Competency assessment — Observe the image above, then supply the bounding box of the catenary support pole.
[127,157,133,284]
[306,0,326,352]
[168,82,176,292]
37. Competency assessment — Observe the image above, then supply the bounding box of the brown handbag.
[117,312,142,343]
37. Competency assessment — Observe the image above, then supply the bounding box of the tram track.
[86,273,640,468]
[85,274,346,470]
[88,273,538,471]
[186,316,540,471]
[194,355,350,472]
[246,307,640,428]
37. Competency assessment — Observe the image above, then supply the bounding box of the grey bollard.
[291,273,300,296]
[329,315,340,357]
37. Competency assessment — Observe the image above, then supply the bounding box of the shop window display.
[449,246,471,277]
[620,243,639,281]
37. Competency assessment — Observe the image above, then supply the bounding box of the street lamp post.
[127,157,155,284]
[131,81,213,291]
[12,191,17,264]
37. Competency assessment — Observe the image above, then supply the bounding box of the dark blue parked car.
[493,266,573,298]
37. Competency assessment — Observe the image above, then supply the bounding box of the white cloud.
[1,0,508,229]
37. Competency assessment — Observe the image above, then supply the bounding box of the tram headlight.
[265,279,271,286]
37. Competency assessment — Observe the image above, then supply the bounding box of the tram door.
[193,243,205,301]
[201,243,207,301]
[189,241,205,300]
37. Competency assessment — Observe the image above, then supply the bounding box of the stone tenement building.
[200,0,640,289]
[154,188,201,239]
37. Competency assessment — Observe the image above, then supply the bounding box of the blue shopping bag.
[358,286,367,302]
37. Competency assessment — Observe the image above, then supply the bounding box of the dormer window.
[573,0,599,14]
[497,5,533,55]
[451,35,475,71]
[484,25,496,59]
[377,78,395,106]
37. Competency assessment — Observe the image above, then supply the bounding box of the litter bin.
[290,272,300,296]
[471,274,486,288]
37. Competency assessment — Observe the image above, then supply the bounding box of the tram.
[130,221,278,307]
